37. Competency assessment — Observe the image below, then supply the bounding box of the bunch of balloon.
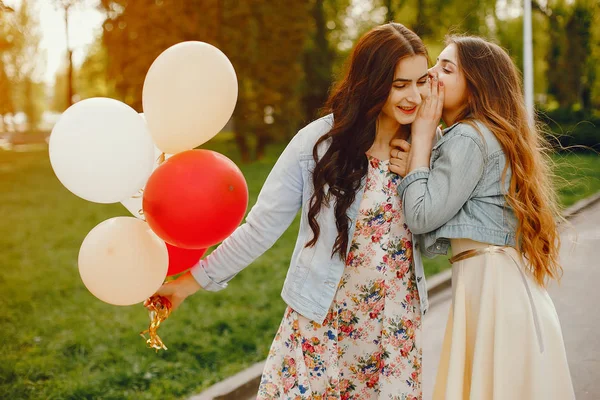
[49,42,247,312]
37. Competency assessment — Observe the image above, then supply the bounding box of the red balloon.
[166,243,207,276]
[143,149,248,249]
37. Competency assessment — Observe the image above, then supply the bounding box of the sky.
[6,0,105,84]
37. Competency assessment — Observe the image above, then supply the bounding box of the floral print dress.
[258,155,422,400]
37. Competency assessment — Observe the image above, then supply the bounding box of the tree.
[0,1,14,12]
[0,58,13,116]
[75,36,116,100]
[100,0,221,111]
[53,0,78,108]
[219,0,311,160]
[563,1,593,111]
[0,8,15,116]
[2,0,45,130]
[51,67,68,112]
[302,0,335,124]
[100,0,312,162]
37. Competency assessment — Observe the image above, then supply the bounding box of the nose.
[407,84,422,105]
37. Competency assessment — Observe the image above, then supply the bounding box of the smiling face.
[429,44,469,125]
[379,55,430,126]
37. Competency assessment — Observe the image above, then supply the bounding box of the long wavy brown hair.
[448,35,562,286]
[306,23,427,261]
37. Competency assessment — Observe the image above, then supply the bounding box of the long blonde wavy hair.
[448,35,562,286]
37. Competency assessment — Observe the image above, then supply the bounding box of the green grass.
[0,144,598,399]
[552,153,600,208]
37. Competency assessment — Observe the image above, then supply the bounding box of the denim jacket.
[398,120,517,258]
[191,114,429,323]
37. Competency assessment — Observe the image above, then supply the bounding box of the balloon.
[166,243,207,276]
[120,113,172,219]
[120,148,172,220]
[142,41,238,154]
[143,149,248,249]
[49,98,155,204]
[78,217,168,306]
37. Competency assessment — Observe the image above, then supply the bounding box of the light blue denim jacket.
[191,114,429,323]
[398,120,517,257]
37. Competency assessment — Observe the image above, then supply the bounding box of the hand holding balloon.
[155,271,202,311]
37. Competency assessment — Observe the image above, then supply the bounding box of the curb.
[560,192,600,221]
[190,191,600,400]
[188,361,265,400]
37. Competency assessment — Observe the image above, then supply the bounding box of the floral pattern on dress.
[258,155,422,399]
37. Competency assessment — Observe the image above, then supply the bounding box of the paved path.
[422,201,600,399]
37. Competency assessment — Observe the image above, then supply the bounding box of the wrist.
[410,135,434,147]
[181,271,202,296]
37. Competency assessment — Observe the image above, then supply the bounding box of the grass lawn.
[0,142,598,399]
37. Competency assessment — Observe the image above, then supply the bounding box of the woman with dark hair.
[158,23,433,399]
[391,36,574,399]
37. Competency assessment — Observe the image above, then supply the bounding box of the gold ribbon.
[140,295,172,352]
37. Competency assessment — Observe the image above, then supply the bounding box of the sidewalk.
[192,193,600,400]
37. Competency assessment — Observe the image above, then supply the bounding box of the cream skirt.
[433,239,575,400]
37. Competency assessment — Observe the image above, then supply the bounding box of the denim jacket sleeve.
[397,133,485,234]
[190,133,305,291]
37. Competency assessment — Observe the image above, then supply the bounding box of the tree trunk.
[234,125,251,164]
[302,0,332,124]
[255,129,271,161]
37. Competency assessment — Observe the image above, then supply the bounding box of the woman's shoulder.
[293,114,335,157]
[446,120,490,141]
[441,120,503,155]
[298,114,334,140]
[436,120,486,152]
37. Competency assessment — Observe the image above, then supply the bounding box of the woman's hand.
[412,74,445,142]
[389,139,411,177]
[404,74,445,173]
[155,271,202,311]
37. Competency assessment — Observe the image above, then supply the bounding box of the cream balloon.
[120,113,173,219]
[142,41,238,154]
[120,146,172,220]
[49,98,155,203]
[78,217,168,306]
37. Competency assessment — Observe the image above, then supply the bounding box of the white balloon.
[142,41,238,154]
[49,98,155,204]
[120,145,172,220]
[78,217,168,306]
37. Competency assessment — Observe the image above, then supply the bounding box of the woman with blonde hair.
[391,36,575,399]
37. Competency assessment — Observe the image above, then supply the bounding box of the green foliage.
[539,108,600,153]
[75,37,116,101]
[99,0,311,161]
[564,1,593,109]
[302,0,335,123]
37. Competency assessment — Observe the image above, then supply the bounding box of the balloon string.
[141,295,172,352]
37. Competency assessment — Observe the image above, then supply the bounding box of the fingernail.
[440,81,444,86]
